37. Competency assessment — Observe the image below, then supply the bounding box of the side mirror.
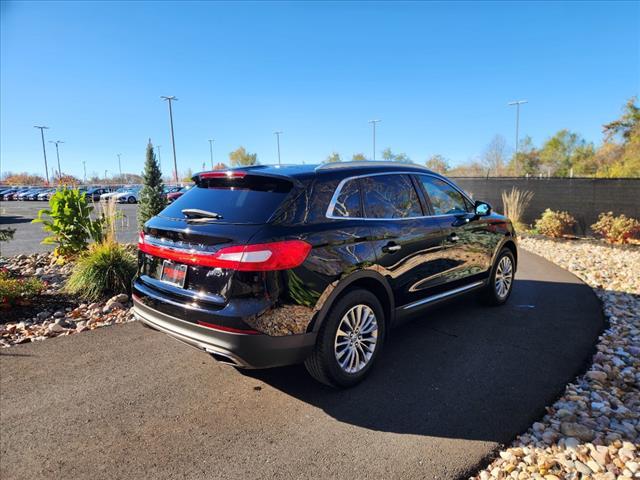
[474,201,491,217]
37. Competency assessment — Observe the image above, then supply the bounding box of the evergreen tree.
[138,140,166,230]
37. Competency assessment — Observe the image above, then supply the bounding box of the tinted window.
[361,174,423,219]
[332,179,361,218]
[419,176,470,215]
[160,175,293,224]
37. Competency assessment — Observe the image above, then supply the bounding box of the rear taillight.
[199,171,246,179]
[138,233,311,272]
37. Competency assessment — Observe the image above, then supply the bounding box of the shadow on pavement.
[0,215,33,225]
[244,276,604,443]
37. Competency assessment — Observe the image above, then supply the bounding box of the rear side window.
[419,176,471,215]
[160,175,293,224]
[331,179,362,218]
[361,174,423,219]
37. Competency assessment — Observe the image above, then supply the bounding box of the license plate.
[160,260,188,288]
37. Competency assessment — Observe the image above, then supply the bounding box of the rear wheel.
[480,247,515,305]
[127,196,136,204]
[305,289,385,388]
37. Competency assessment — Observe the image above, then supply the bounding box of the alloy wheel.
[334,304,378,374]
[495,255,514,299]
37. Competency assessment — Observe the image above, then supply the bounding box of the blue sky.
[1,0,638,179]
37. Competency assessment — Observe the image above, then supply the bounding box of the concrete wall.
[451,177,640,234]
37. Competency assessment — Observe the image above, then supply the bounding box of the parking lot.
[0,201,139,256]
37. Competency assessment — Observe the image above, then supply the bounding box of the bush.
[534,209,577,238]
[65,241,137,301]
[591,212,640,244]
[32,188,104,257]
[0,269,43,306]
[501,187,534,232]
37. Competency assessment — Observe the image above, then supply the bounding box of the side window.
[332,179,362,218]
[419,176,470,215]
[361,174,423,219]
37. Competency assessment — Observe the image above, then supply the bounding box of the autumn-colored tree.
[213,162,228,170]
[229,147,258,166]
[325,152,341,163]
[351,153,367,161]
[55,174,80,187]
[424,154,450,174]
[2,172,46,185]
[482,135,509,176]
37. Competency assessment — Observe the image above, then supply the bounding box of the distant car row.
[0,185,185,203]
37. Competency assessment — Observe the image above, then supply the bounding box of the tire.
[305,288,385,388]
[127,196,136,204]
[480,247,515,306]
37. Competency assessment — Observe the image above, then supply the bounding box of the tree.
[229,147,258,166]
[539,130,593,177]
[509,136,541,176]
[482,135,509,176]
[181,168,193,183]
[351,153,367,161]
[138,140,166,230]
[603,96,640,142]
[325,152,341,163]
[424,154,450,174]
[55,174,81,187]
[448,160,486,177]
[381,148,412,163]
[213,162,228,170]
[2,172,46,185]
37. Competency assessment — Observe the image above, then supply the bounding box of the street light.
[368,120,381,160]
[82,161,87,184]
[49,140,64,179]
[208,139,214,169]
[34,126,50,184]
[274,131,283,166]
[161,96,179,183]
[117,153,122,179]
[508,100,528,170]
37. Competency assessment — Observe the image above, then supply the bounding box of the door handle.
[449,233,459,243]
[383,242,402,253]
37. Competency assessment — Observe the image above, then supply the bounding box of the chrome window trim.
[325,171,474,221]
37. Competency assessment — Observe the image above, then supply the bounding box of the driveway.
[0,251,604,480]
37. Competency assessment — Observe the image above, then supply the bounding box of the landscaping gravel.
[472,236,639,480]
[0,252,134,347]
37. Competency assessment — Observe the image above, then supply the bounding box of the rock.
[47,323,65,334]
[560,422,594,441]
[103,302,124,313]
[586,370,608,383]
[108,293,129,304]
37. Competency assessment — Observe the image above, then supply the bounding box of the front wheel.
[127,196,136,204]
[480,247,515,305]
[305,289,385,388]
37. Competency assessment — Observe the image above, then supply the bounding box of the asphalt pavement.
[0,201,139,256]
[0,250,604,480]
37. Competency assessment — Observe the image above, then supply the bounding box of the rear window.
[160,175,293,224]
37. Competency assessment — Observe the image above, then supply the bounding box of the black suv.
[133,162,517,387]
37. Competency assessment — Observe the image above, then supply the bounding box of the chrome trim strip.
[316,161,431,171]
[325,171,474,220]
[400,280,485,310]
[135,279,225,313]
[139,274,225,305]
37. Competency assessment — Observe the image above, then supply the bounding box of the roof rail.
[315,160,428,171]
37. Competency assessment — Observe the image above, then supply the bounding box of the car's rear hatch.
[137,169,300,309]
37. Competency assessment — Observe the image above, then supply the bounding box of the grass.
[501,187,534,232]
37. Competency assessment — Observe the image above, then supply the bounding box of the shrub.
[591,212,640,244]
[501,187,534,232]
[32,188,104,257]
[0,269,43,306]
[534,209,577,238]
[65,241,137,301]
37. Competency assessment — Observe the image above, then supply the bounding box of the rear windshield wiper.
[181,209,223,220]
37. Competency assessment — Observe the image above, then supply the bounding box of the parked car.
[5,187,33,201]
[25,188,48,201]
[0,188,18,200]
[100,186,129,202]
[116,186,142,204]
[166,185,192,203]
[36,188,56,201]
[17,188,43,201]
[133,162,517,388]
[83,186,114,202]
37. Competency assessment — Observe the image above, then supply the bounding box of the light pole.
[508,100,528,171]
[104,170,108,184]
[82,161,87,184]
[208,139,214,169]
[274,131,283,166]
[34,126,50,184]
[161,96,179,183]
[117,153,122,179]
[49,140,64,179]
[368,120,380,160]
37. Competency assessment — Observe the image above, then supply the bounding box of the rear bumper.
[133,298,317,369]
